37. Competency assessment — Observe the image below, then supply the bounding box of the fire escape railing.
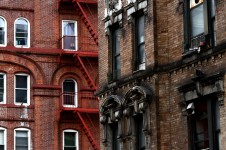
[62,91,98,108]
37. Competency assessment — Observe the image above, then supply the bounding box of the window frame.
[14,74,30,106]
[188,97,220,150]
[0,73,6,104]
[14,18,30,48]
[62,20,78,51]
[0,16,7,47]
[0,127,7,150]
[62,79,78,108]
[63,129,79,150]
[14,128,31,150]
[111,27,120,80]
[134,14,145,71]
[184,0,215,51]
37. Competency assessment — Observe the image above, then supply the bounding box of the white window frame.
[62,20,78,51]
[0,16,7,47]
[0,127,7,150]
[14,17,30,48]
[14,128,30,150]
[62,79,78,108]
[63,129,79,150]
[0,73,6,104]
[14,74,30,106]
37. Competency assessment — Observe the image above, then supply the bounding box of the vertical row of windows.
[109,14,146,82]
[0,73,30,105]
[0,17,30,48]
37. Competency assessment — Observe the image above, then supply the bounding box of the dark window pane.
[16,76,27,88]
[15,89,27,103]
[190,4,204,37]
[0,145,4,150]
[16,137,28,146]
[0,78,3,88]
[16,38,27,46]
[64,132,76,146]
[16,146,28,150]
[138,43,145,64]
[16,33,28,38]
[63,80,75,92]
[0,31,4,44]
[137,16,145,44]
[0,94,3,102]
[111,123,119,150]
[64,147,77,150]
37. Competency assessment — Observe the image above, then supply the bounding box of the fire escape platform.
[61,107,99,113]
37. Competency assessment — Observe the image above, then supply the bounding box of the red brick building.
[0,0,99,149]
[97,0,226,150]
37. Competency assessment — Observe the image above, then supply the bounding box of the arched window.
[0,17,6,46]
[62,79,77,107]
[14,128,31,150]
[14,18,30,48]
[0,127,7,150]
[63,129,79,150]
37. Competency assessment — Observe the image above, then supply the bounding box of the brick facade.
[97,0,226,150]
[0,0,99,149]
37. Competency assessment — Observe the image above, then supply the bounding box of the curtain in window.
[16,131,28,150]
[136,15,145,66]
[63,23,75,36]
[190,4,204,38]
[0,18,5,45]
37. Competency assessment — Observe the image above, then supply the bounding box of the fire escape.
[58,0,99,150]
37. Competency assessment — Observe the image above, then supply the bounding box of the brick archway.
[0,52,46,84]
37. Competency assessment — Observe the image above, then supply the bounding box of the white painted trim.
[14,74,30,106]
[62,20,78,51]
[14,128,30,150]
[62,79,78,108]
[14,17,30,48]
[0,127,7,150]
[0,16,7,47]
[63,129,79,150]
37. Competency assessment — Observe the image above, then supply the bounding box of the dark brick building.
[97,0,226,149]
[0,0,99,149]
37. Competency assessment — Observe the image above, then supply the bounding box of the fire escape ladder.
[76,111,100,150]
[76,55,97,90]
[74,1,98,46]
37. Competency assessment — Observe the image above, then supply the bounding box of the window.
[62,20,77,50]
[184,0,215,50]
[63,130,78,150]
[14,74,30,105]
[0,17,6,46]
[62,79,77,107]
[135,115,145,150]
[14,128,30,150]
[110,123,120,150]
[111,27,120,80]
[14,18,30,48]
[0,127,6,150]
[189,98,220,150]
[0,74,6,104]
[135,15,145,70]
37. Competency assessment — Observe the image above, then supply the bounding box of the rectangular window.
[135,15,145,70]
[0,74,5,103]
[184,0,215,50]
[111,123,120,150]
[111,27,120,80]
[189,98,220,150]
[64,131,77,150]
[15,74,30,105]
[62,20,77,51]
[0,17,6,46]
[135,115,145,149]
[15,130,29,150]
[0,129,6,150]
[15,18,30,48]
